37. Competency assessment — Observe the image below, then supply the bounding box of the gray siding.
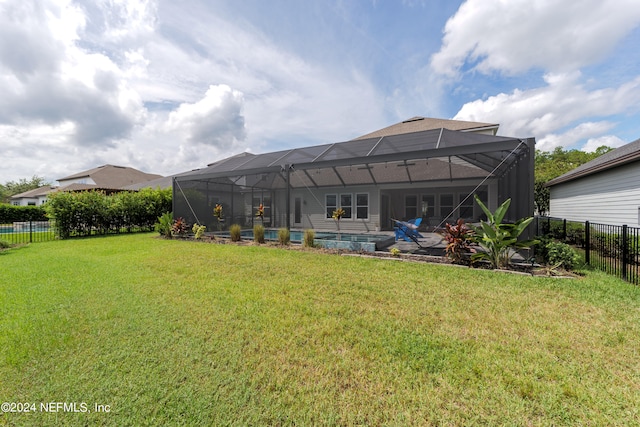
[549,162,640,226]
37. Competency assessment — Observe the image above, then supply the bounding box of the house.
[8,186,59,206]
[10,165,163,206]
[546,138,640,226]
[173,117,535,233]
[56,164,162,189]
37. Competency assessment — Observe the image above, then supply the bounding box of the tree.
[534,146,613,216]
[0,175,50,203]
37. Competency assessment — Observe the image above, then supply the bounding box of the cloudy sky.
[1,0,640,184]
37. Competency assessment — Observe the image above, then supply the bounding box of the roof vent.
[402,117,425,123]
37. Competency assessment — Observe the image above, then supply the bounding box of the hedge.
[0,204,48,223]
[45,188,172,239]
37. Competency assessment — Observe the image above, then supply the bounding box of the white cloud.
[582,135,626,152]
[454,72,640,149]
[167,84,246,148]
[0,0,146,149]
[431,0,640,77]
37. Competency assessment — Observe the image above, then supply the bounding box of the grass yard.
[1,234,640,426]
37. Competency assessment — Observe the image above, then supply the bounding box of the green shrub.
[390,247,401,257]
[0,240,11,249]
[192,224,206,240]
[155,212,173,238]
[303,229,315,248]
[230,224,242,242]
[0,204,48,223]
[46,188,171,239]
[534,235,553,264]
[253,224,265,244]
[278,228,290,245]
[547,241,581,270]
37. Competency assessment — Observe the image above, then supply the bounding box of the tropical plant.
[332,208,345,232]
[278,228,290,245]
[303,229,315,248]
[469,195,538,269]
[154,212,173,238]
[171,217,189,236]
[253,224,265,244]
[440,219,476,264]
[229,224,242,242]
[213,203,224,230]
[192,223,206,240]
[256,203,264,225]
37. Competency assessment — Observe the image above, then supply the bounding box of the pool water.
[232,229,395,252]
[0,226,51,234]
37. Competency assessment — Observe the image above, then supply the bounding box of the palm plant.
[469,195,538,269]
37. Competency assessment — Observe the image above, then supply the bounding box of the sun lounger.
[393,218,425,247]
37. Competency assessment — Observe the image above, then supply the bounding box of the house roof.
[351,117,499,140]
[10,185,59,199]
[545,138,640,187]
[124,176,175,190]
[57,164,163,188]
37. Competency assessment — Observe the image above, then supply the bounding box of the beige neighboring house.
[10,165,163,206]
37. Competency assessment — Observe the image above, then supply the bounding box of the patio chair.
[393,218,425,247]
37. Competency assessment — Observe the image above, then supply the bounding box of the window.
[440,194,454,220]
[356,193,369,219]
[326,193,354,219]
[421,195,435,218]
[459,194,474,218]
[405,195,418,219]
[340,194,352,219]
[326,194,337,218]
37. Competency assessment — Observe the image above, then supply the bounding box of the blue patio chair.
[393,217,425,246]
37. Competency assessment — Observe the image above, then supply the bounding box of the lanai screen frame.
[173,128,535,231]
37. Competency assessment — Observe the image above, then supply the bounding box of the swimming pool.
[0,224,51,234]
[226,229,395,252]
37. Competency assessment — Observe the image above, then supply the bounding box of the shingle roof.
[10,186,59,199]
[545,138,640,187]
[57,164,163,189]
[351,117,499,140]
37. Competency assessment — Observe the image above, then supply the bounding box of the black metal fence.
[0,221,57,244]
[534,216,640,286]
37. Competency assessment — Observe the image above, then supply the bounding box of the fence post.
[29,220,33,243]
[585,221,590,265]
[622,224,628,281]
[563,219,567,240]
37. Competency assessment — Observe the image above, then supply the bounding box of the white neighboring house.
[9,186,59,206]
[546,138,640,226]
[10,165,163,206]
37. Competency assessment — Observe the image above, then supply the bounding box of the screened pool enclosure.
[173,128,535,233]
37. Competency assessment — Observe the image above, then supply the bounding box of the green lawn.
[1,234,639,426]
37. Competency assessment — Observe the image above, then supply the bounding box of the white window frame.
[325,194,337,219]
[326,193,354,220]
[356,193,369,220]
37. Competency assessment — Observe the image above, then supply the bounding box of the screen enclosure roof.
[175,128,531,189]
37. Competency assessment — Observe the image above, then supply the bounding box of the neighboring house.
[173,117,535,232]
[9,186,59,206]
[546,138,640,226]
[57,164,162,189]
[10,165,163,206]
